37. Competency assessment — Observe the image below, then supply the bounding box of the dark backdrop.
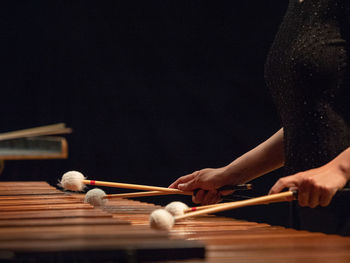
[1,1,289,225]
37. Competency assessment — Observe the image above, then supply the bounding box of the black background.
[1,1,290,225]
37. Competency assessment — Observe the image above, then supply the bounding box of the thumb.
[178,179,199,191]
[269,175,298,195]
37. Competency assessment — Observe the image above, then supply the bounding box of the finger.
[319,192,331,207]
[207,195,222,205]
[178,177,201,191]
[319,187,336,207]
[202,190,219,205]
[298,179,311,207]
[214,192,223,204]
[308,183,320,208]
[192,189,205,204]
[169,173,196,188]
[219,190,234,196]
[215,194,223,204]
[269,175,299,195]
[289,186,298,192]
[168,172,197,189]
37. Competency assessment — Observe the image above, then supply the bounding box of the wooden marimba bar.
[1,182,350,263]
[104,196,350,263]
[0,181,204,262]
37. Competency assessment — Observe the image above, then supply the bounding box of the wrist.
[335,148,350,181]
[221,162,247,185]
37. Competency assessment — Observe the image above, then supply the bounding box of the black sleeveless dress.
[264,0,350,235]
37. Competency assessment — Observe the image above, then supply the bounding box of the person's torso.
[264,0,350,174]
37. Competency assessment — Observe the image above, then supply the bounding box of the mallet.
[59,171,192,195]
[60,170,252,197]
[149,191,296,230]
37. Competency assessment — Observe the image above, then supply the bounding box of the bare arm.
[270,147,350,207]
[169,128,285,204]
[223,128,285,185]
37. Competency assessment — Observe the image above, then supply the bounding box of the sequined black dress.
[264,0,350,235]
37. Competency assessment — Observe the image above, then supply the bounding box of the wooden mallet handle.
[186,190,292,213]
[103,191,180,199]
[103,185,252,199]
[176,191,296,220]
[184,187,350,215]
[83,180,193,195]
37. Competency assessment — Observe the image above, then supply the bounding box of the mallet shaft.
[176,191,295,220]
[186,192,289,213]
[82,180,192,195]
[103,191,180,199]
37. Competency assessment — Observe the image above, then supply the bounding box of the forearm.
[223,128,285,184]
[269,146,350,207]
[330,147,350,182]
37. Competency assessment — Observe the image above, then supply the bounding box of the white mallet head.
[149,209,175,231]
[59,171,86,191]
[165,201,189,217]
[84,188,107,207]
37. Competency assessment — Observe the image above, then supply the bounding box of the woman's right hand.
[168,129,285,205]
[168,167,235,205]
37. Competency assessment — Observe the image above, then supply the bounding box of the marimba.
[1,182,350,262]
[0,182,204,262]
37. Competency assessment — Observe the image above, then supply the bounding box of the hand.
[169,167,233,205]
[269,159,349,208]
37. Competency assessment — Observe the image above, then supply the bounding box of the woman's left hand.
[269,150,350,208]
